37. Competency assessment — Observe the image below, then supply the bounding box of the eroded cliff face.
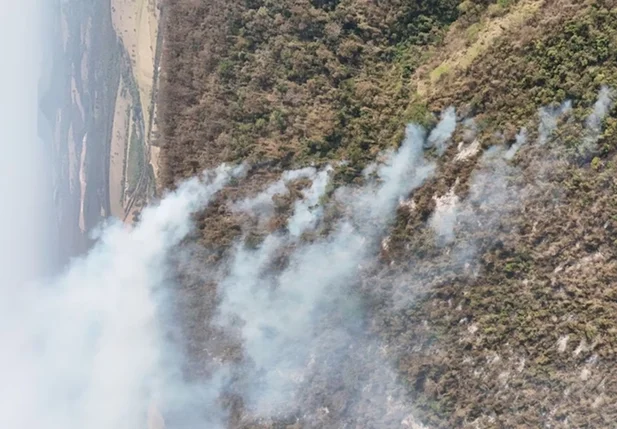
[158,1,617,427]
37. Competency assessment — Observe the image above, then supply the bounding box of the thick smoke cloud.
[3,120,437,428]
[216,124,435,417]
[1,0,51,285]
[10,87,614,429]
[0,166,243,429]
[211,87,611,426]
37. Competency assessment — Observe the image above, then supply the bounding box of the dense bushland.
[159,1,617,427]
[159,0,479,185]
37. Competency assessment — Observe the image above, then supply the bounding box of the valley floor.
[108,0,162,222]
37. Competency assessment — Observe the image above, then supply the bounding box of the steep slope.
[159,0,617,427]
[160,0,464,182]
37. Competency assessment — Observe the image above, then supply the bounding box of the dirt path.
[78,133,88,233]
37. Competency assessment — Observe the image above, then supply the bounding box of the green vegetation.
[161,0,472,184]
[119,106,131,206]
[126,120,145,194]
[118,41,151,207]
[432,4,617,141]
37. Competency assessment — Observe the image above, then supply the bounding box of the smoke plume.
[231,167,317,221]
[585,85,614,142]
[13,90,614,429]
[0,165,243,429]
[504,127,527,160]
[426,106,456,155]
[3,117,441,429]
[429,185,460,245]
[538,100,572,145]
[216,123,435,417]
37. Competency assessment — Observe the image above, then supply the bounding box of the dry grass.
[109,77,132,219]
[111,0,162,193]
[111,0,159,127]
[417,0,544,97]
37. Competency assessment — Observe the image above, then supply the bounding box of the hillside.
[158,0,617,427]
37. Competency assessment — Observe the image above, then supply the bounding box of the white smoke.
[4,118,437,429]
[462,118,477,143]
[429,185,460,245]
[585,85,614,141]
[287,165,332,237]
[538,100,571,145]
[0,165,244,429]
[231,167,317,221]
[504,127,527,160]
[427,143,525,270]
[215,123,435,417]
[428,88,614,251]
[426,106,457,156]
[466,147,520,221]
[536,88,612,152]
[21,91,615,429]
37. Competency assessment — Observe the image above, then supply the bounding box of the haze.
[0,0,50,285]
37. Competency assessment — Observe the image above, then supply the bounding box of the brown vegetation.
[159,0,617,427]
[160,0,471,185]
